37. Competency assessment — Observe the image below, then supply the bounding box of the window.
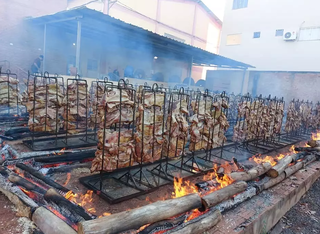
[299,27,320,41]
[275,29,284,37]
[253,32,261,38]
[233,0,248,10]
[226,34,242,45]
[87,59,98,71]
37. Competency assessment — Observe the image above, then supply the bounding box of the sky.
[202,0,226,21]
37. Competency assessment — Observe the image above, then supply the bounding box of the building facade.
[219,0,320,72]
[0,0,222,82]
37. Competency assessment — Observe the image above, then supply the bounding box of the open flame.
[65,190,97,215]
[312,131,320,140]
[289,145,298,153]
[63,173,71,186]
[249,154,285,167]
[172,177,198,198]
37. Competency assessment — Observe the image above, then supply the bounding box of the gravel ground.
[279,178,320,234]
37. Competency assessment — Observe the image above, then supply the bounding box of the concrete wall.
[220,0,320,71]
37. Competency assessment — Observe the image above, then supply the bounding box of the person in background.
[31,55,43,74]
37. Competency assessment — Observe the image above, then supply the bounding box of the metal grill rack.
[148,87,199,181]
[80,80,158,204]
[0,68,27,122]
[23,74,96,150]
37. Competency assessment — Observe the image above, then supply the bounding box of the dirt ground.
[0,192,33,234]
[278,178,320,234]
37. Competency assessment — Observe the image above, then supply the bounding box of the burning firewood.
[16,163,70,193]
[44,188,93,221]
[78,193,202,234]
[266,154,299,178]
[8,174,47,195]
[256,154,316,191]
[32,206,77,234]
[201,181,248,209]
[307,140,320,148]
[165,209,222,234]
[228,162,272,181]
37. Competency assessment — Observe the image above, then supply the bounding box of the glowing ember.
[19,186,38,200]
[98,212,112,218]
[65,190,96,214]
[47,206,78,230]
[249,154,285,167]
[63,173,71,186]
[289,145,298,153]
[186,209,207,221]
[312,131,320,140]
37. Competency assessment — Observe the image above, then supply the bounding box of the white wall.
[220,0,320,71]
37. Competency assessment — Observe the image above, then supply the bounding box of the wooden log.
[307,140,320,148]
[0,173,38,217]
[228,162,272,181]
[16,163,70,193]
[8,174,47,195]
[217,187,257,212]
[166,209,222,234]
[295,147,320,152]
[304,154,317,166]
[266,155,297,178]
[201,181,248,209]
[78,193,202,234]
[32,207,77,234]
[44,188,93,221]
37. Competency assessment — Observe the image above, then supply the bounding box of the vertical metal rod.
[42,24,47,74]
[240,69,247,95]
[76,21,82,74]
[188,56,193,87]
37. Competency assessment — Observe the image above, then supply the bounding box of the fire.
[186,209,207,222]
[53,148,66,156]
[289,145,298,153]
[172,177,198,198]
[98,212,111,218]
[63,173,71,186]
[19,186,38,200]
[65,190,97,214]
[249,154,285,167]
[312,131,320,140]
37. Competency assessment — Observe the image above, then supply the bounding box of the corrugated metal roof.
[27,7,253,69]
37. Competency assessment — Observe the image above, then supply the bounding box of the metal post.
[42,24,47,74]
[240,68,247,95]
[76,20,82,76]
[188,56,193,87]
[106,0,110,15]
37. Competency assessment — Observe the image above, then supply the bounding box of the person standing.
[30,55,44,74]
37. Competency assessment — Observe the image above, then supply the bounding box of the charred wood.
[266,154,298,178]
[165,209,222,234]
[8,174,47,195]
[78,193,202,234]
[16,163,70,193]
[307,140,320,148]
[201,181,248,209]
[44,188,93,221]
[228,162,272,181]
[32,207,77,234]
